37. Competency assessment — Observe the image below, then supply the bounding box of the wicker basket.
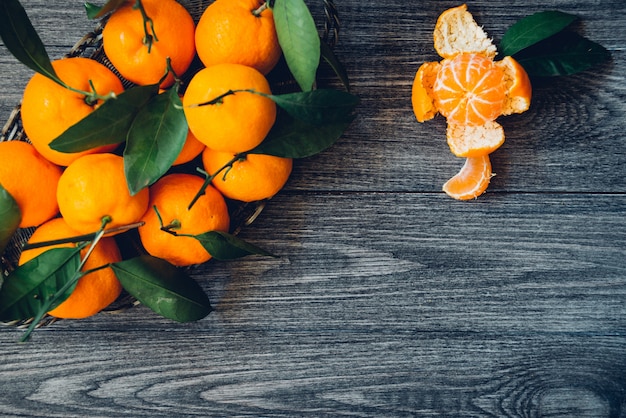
[1,0,340,328]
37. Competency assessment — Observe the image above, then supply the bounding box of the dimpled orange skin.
[20,57,124,167]
[102,0,196,87]
[19,217,123,319]
[56,153,150,235]
[183,63,276,153]
[0,141,63,228]
[138,173,230,267]
[195,0,281,75]
[202,148,293,202]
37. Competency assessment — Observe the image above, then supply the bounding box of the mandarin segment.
[20,57,124,166]
[0,141,62,228]
[19,217,123,319]
[433,53,506,126]
[442,154,493,200]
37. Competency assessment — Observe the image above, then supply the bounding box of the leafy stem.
[19,217,112,342]
[133,0,158,53]
[188,154,247,210]
[21,221,145,251]
[186,89,257,108]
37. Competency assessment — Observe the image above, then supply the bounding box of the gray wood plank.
[1,193,624,415]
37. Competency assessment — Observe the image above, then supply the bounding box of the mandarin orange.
[19,217,123,319]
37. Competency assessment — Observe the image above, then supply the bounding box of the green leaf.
[50,84,160,153]
[111,255,212,322]
[249,113,353,158]
[0,184,22,255]
[0,0,62,85]
[124,88,188,195]
[500,11,579,57]
[84,0,127,19]
[194,231,275,260]
[0,248,81,321]
[268,89,359,125]
[272,0,321,91]
[320,41,351,92]
[513,31,611,77]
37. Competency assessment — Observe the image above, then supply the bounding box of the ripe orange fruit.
[0,141,62,228]
[202,148,292,202]
[183,63,276,153]
[432,53,506,127]
[19,217,123,319]
[172,126,206,166]
[195,0,281,75]
[138,173,230,266]
[56,153,150,235]
[20,57,124,166]
[102,0,196,87]
[442,154,493,200]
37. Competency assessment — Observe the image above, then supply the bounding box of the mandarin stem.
[252,2,268,17]
[133,0,158,52]
[188,153,247,210]
[21,222,145,251]
[187,89,257,108]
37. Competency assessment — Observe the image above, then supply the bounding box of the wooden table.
[1,0,625,416]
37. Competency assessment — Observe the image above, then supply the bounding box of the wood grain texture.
[1,0,626,416]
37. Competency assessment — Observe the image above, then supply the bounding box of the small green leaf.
[267,89,359,125]
[500,11,579,57]
[272,0,321,91]
[50,83,160,153]
[84,0,127,19]
[320,41,351,92]
[0,248,81,321]
[249,113,353,159]
[0,184,22,255]
[194,231,275,260]
[0,0,62,85]
[513,31,611,77]
[124,88,188,195]
[111,255,212,322]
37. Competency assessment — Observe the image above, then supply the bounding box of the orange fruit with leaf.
[412,4,532,200]
[20,57,124,167]
[19,217,123,319]
[182,63,277,154]
[202,148,293,202]
[0,141,62,228]
[138,173,230,267]
[102,0,196,87]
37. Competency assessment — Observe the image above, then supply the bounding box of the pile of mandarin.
[0,0,305,319]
